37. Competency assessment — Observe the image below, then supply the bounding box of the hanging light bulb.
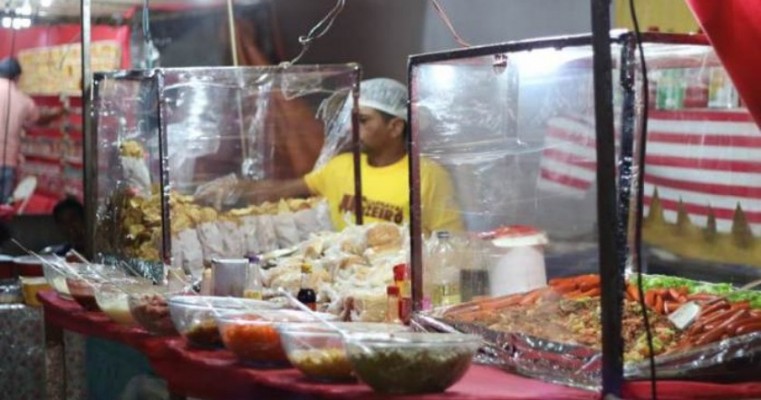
[11,17,31,29]
[16,1,33,16]
[40,0,53,8]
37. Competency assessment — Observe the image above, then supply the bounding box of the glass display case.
[410,32,761,389]
[90,64,361,281]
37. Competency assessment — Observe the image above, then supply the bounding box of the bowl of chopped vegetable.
[216,309,337,368]
[278,322,407,382]
[168,296,280,348]
[344,332,481,394]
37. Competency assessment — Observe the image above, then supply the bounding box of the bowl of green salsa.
[344,332,480,394]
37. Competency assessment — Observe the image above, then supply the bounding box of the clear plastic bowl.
[278,322,408,382]
[41,261,75,300]
[216,309,337,368]
[344,332,481,394]
[127,287,184,335]
[168,296,280,348]
[94,278,153,326]
[63,264,127,311]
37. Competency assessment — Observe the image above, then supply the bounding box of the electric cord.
[287,0,345,65]
[429,0,471,48]
[628,0,657,398]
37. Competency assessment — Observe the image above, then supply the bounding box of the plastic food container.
[344,332,480,394]
[94,278,153,326]
[168,296,280,348]
[481,225,548,297]
[216,309,337,367]
[41,261,74,300]
[66,275,103,311]
[128,287,182,335]
[278,322,408,382]
[20,277,50,306]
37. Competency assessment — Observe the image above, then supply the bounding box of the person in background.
[0,57,63,203]
[196,78,463,234]
[52,196,86,255]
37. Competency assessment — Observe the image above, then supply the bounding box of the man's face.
[358,107,402,153]
[56,210,85,248]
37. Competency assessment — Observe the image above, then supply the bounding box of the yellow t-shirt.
[304,153,463,232]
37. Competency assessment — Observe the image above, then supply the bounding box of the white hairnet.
[359,78,408,121]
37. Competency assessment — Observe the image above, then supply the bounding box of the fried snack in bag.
[240,216,261,255]
[120,141,151,196]
[256,215,278,253]
[196,222,224,261]
[218,219,245,258]
[171,228,204,279]
[273,213,301,249]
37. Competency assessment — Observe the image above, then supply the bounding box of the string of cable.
[287,0,345,65]
[1,28,17,204]
[629,0,656,398]
[429,0,471,48]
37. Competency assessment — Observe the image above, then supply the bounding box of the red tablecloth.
[37,290,761,400]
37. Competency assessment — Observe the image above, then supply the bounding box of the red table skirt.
[37,290,761,400]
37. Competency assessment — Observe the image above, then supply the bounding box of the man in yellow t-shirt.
[303,152,461,232]
[198,78,462,233]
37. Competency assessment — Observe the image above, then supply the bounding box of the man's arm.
[195,156,334,209]
[22,98,64,127]
[239,178,311,204]
[34,107,65,125]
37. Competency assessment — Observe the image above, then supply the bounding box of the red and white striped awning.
[538,109,761,235]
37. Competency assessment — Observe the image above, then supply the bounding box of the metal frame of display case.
[407,30,712,396]
[91,69,169,262]
[89,65,363,277]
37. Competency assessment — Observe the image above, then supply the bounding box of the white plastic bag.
[240,215,260,255]
[171,228,204,280]
[121,156,151,196]
[256,215,278,252]
[196,221,224,261]
[218,220,244,258]
[293,208,321,240]
[314,198,334,232]
[273,212,301,248]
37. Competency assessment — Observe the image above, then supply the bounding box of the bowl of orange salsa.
[216,309,337,367]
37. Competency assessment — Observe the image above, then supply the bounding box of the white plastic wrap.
[171,228,204,278]
[256,214,278,253]
[240,216,261,255]
[293,208,321,241]
[217,220,245,258]
[196,222,224,261]
[272,213,301,249]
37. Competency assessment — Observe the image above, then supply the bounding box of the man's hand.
[35,107,66,126]
[239,178,311,204]
[193,173,241,209]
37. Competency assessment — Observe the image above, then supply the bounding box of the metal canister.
[211,258,248,297]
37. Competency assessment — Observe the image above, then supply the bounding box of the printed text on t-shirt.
[338,194,404,224]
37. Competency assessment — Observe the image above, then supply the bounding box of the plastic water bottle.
[429,231,462,307]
